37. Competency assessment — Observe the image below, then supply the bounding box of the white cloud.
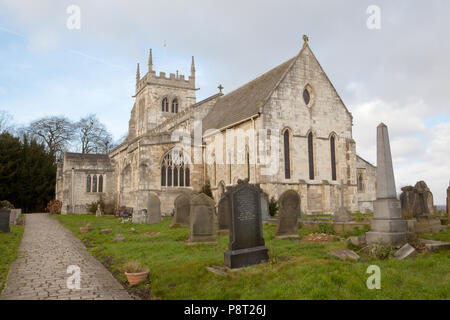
[353,98,450,204]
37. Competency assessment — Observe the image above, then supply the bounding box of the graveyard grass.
[0,223,24,295]
[53,214,450,300]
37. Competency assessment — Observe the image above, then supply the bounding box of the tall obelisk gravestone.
[365,123,408,245]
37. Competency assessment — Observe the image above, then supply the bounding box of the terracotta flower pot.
[125,269,149,286]
[80,226,90,233]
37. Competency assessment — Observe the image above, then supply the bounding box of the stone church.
[55,37,376,216]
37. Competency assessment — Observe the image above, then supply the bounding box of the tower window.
[303,88,310,105]
[172,98,179,113]
[358,174,364,192]
[162,97,169,112]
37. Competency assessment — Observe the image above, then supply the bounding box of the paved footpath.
[1,214,133,300]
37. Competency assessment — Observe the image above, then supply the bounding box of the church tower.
[128,49,197,139]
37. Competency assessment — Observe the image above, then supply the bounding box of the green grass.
[54,214,450,300]
[0,218,24,295]
[421,228,450,243]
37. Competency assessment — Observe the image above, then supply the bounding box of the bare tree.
[0,110,14,133]
[27,116,75,159]
[75,114,113,154]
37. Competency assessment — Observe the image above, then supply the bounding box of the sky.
[0,0,449,204]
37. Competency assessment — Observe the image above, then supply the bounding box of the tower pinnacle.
[136,63,140,83]
[148,49,153,72]
[191,56,195,77]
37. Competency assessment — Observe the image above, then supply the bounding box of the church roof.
[202,56,297,133]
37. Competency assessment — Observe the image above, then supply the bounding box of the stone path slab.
[0,214,133,300]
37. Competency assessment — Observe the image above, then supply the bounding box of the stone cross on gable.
[218,84,224,93]
[303,34,309,43]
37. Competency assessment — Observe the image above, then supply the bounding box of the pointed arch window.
[358,174,364,192]
[330,135,337,181]
[283,130,291,179]
[86,175,91,192]
[161,150,191,187]
[308,132,314,180]
[98,175,103,192]
[92,175,98,193]
[172,98,179,113]
[162,97,169,112]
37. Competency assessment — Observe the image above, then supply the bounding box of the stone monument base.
[189,234,217,245]
[365,231,415,245]
[224,246,269,269]
[216,229,229,236]
[414,216,443,234]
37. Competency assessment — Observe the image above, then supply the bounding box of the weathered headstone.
[260,193,270,221]
[332,182,351,222]
[113,227,125,242]
[400,181,435,219]
[96,205,102,217]
[9,209,21,225]
[365,123,408,245]
[394,243,417,260]
[147,193,161,224]
[189,193,216,244]
[447,184,450,222]
[0,209,11,233]
[132,209,148,224]
[224,180,269,269]
[171,193,191,227]
[275,190,300,238]
[330,250,360,261]
[217,190,231,231]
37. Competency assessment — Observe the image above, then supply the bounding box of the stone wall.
[356,155,377,213]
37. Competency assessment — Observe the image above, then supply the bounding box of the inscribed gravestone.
[147,193,161,224]
[224,180,269,269]
[189,193,216,244]
[275,190,300,238]
[0,209,11,233]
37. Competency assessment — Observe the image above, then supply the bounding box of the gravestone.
[400,181,435,218]
[260,193,270,221]
[171,193,191,227]
[147,193,161,224]
[0,209,11,233]
[113,227,125,242]
[332,182,351,222]
[132,209,148,224]
[224,180,269,269]
[9,209,21,225]
[217,190,232,231]
[447,185,450,221]
[189,193,216,244]
[275,190,300,238]
[365,123,408,245]
[96,205,102,217]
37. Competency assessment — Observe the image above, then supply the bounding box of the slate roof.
[202,56,297,133]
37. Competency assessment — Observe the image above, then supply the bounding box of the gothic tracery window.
[161,150,190,187]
